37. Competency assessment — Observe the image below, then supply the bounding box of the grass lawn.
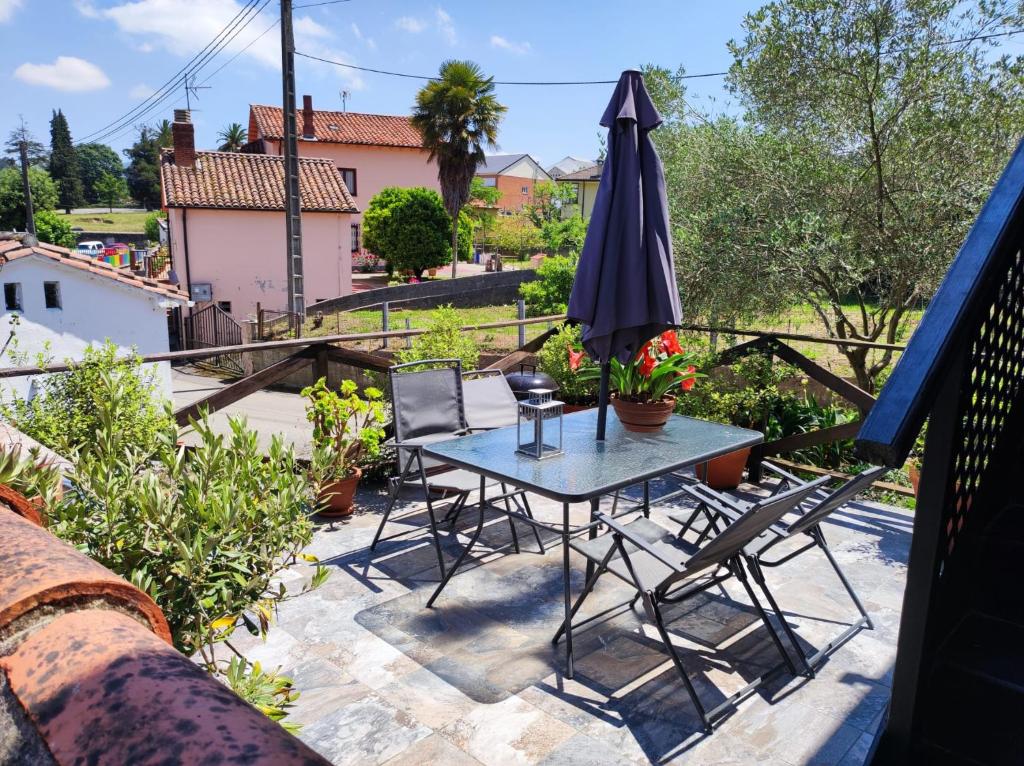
[59,210,150,233]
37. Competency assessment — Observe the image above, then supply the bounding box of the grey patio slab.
[238,473,912,765]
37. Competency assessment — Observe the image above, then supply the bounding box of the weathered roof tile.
[251,104,425,148]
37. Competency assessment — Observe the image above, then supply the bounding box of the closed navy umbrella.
[567,69,681,439]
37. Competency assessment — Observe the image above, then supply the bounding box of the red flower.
[567,346,585,372]
[637,346,657,377]
[659,330,684,356]
[680,365,697,391]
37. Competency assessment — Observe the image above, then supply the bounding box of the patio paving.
[231,474,911,765]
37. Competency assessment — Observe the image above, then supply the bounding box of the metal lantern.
[516,388,564,459]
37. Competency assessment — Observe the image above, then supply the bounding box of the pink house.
[246,96,440,255]
[160,110,357,320]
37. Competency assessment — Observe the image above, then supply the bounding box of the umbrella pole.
[596,361,611,441]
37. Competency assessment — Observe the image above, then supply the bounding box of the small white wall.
[0,256,178,403]
[502,156,550,181]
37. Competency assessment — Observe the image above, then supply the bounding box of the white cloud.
[0,0,22,23]
[98,0,361,88]
[490,35,530,54]
[395,15,425,33]
[129,83,155,99]
[435,7,456,45]
[73,0,99,18]
[14,56,111,91]
[351,22,376,50]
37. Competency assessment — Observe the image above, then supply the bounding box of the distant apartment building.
[474,154,551,213]
[246,97,439,256]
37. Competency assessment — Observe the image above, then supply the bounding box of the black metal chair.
[370,361,539,577]
[555,477,831,732]
[672,462,887,675]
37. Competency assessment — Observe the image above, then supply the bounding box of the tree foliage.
[489,214,542,259]
[524,180,579,226]
[125,125,170,210]
[77,142,124,204]
[723,0,1024,390]
[0,165,58,230]
[412,60,506,277]
[4,120,48,167]
[33,210,75,248]
[363,186,452,277]
[94,171,129,212]
[541,215,587,257]
[218,122,247,152]
[49,110,84,212]
[519,255,577,316]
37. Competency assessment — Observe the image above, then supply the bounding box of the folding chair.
[672,462,887,675]
[556,477,832,732]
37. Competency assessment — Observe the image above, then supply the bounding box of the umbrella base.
[610,395,675,432]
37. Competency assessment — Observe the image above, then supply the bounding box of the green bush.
[519,255,577,317]
[397,305,480,371]
[363,186,452,277]
[144,210,166,243]
[541,216,587,256]
[33,210,76,248]
[536,324,598,405]
[0,341,172,455]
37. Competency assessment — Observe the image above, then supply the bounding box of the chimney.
[172,109,195,167]
[301,95,316,140]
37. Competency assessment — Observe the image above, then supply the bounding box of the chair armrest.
[680,482,747,516]
[596,513,683,572]
[761,461,813,487]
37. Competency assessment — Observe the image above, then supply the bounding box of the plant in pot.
[302,378,386,517]
[578,330,700,433]
[537,324,599,411]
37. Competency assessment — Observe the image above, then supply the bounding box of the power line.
[91,0,274,145]
[293,0,352,7]
[79,0,261,142]
[199,16,280,86]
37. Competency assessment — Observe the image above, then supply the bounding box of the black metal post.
[596,361,611,440]
[280,0,304,319]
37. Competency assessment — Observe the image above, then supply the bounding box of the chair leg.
[500,482,521,554]
[441,492,467,526]
[552,551,611,645]
[747,557,814,678]
[414,450,447,579]
[815,528,874,630]
[370,449,418,552]
[733,559,798,677]
[647,592,713,733]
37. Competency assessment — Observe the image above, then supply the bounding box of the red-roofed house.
[160,110,358,320]
[246,97,439,255]
[0,235,188,400]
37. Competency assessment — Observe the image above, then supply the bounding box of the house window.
[568,183,580,204]
[351,223,361,253]
[521,185,529,195]
[43,281,62,309]
[217,301,232,314]
[4,283,22,311]
[339,168,357,196]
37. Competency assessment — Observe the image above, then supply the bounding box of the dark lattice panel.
[942,246,1024,566]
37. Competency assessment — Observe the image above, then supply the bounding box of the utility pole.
[18,141,35,237]
[280,0,304,318]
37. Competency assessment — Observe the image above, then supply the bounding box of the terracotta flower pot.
[907,461,921,497]
[563,403,595,414]
[610,396,675,433]
[317,467,362,518]
[696,447,752,490]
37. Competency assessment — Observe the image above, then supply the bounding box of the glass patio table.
[422,407,763,678]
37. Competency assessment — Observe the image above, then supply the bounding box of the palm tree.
[412,60,506,278]
[218,122,247,152]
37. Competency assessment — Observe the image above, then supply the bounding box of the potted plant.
[579,330,700,433]
[302,378,386,517]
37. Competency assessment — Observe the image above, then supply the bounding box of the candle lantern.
[516,388,564,459]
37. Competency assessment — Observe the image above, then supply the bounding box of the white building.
[0,236,188,401]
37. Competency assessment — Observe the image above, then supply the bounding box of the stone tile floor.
[232,475,911,765]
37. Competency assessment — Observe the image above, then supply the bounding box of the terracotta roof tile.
[160,149,357,213]
[0,237,187,301]
[251,104,425,148]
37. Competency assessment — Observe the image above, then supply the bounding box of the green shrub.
[0,340,172,455]
[397,305,479,371]
[519,255,577,317]
[144,210,166,243]
[536,324,598,404]
[363,186,452,277]
[34,210,76,248]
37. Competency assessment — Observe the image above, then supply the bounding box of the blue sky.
[1,0,761,168]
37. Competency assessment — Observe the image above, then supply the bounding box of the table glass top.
[423,408,763,502]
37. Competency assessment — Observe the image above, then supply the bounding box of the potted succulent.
[302,378,386,517]
[579,330,700,433]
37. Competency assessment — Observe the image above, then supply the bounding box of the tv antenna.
[184,75,211,111]
[340,89,351,112]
